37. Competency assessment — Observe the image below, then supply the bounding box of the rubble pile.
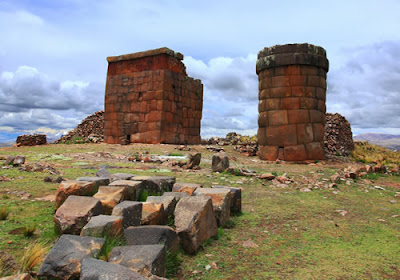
[324,113,355,156]
[16,134,47,146]
[55,111,105,144]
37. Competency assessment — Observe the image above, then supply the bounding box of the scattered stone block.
[110,173,135,182]
[146,196,177,217]
[109,244,166,277]
[76,176,110,187]
[162,191,189,201]
[81,258,146,280]
[133,176,176,193]
[194,188,231,226]
[39,234,105,279]
[124,225,180,253]
[81,215,123,237]
[212,153,229,172]
[54,180,98,209]
[259,173,276,180]
[174,196,218,254]
[212,185,242,213]
[4,156,15,166]
[172,182,202,196]
[112,201,143,228]
[141,202,167,225]
[12,156,26,166]
[54,195,103,235]
[186,153,201,169]
[109,180,142,200]
[93,186,127,214]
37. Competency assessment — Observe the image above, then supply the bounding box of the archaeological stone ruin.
[104,47,203,145]
[256,43,329,161]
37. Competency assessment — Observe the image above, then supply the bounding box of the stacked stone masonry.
[256,43,329,161]
[104,47,203,145]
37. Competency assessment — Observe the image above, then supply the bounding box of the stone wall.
[256,43,329,161]
[16,134,47,146]
[104,47,203,145]
[325,113,354,156]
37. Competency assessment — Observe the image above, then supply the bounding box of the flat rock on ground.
[133,176,176,194]
[112,201,142,228]
[54,180,98,209]
[76,176,110,187]
[109,244,166,277]
[54,195,103,235]
[39,234,105,279]
[174,196,218,254]
[124,225,180,253]
[81,215,123,237]
[110,173,135,182]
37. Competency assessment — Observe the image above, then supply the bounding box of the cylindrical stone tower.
[256,43,329,161]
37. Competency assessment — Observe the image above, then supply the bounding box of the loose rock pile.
[324,113,354,156]
[15,134,47,146]
[55,111,104,144]
[40,172,241,279]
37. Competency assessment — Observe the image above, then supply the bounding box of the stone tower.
[104,47,203,145]
[256,43,329,161]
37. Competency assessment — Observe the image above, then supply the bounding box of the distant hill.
[354,133,400,150]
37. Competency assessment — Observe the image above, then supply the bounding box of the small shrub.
[98,234,125,261]
[0,206,9,220]
[272,171,278,177]
[20,243,47,273]
[23,225,36,237]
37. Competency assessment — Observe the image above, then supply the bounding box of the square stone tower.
[104,47,203,144]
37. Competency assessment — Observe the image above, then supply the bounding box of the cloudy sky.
[0,0,400,142]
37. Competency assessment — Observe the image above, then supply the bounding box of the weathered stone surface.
[93,186,127,214]
[194,188,231,226]
[12,156,26,166]
[174,196,217,254]
[16,134,47,146]
[81,258,146,280]
[162,191,189,200]
[109,245,166,277]
[186,153,201,169]
[133,176,176,194]
[54,195,103,235]
[211,153,229,172]
[0,273,32,280]
[81,215,123,237]
[109,180,142,200]
[110,173,135,182]
[54,180,98,209]
[76,176,110,187]
[124,225,180,253]
[259,173,276,180]
[112,201,143,228]
[39,234,105,279]
[172,182,202,196]
[141,202,167,225]
[146,196,177,217]
[325,113,354,156]
[212,186,242,213]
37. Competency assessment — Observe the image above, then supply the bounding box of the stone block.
[257,127,267,145]
[81,215,123,237]
[296,123,314,144]
[54,196,103,235]
[305,142,325,159]
[133,176,176,194]
[283,145,307,161]
[211,153,229,172]
[109,173,135,182]
[124,225,180,253]
[54,180,98,210]
[212,186,242,213]
[258,145,279,161]
[266,124,297,146]
[76,176,110,187]
[162,191,189,200]
[287,110,310,124]
[193,188,231,226]
[268,110,288,126]
[172,182,202,196]
[39,235,105,279]
[265,99,281,111]
[258,112,269,128]
[146,196,177,217]
[109,245,166,277]
[313,123,325,141]
[141,202,167,225]
[112,201,143,228]
[109,180,142,200]
[174,196,217,254]
[81,258,146,280]
[93,186,127,214]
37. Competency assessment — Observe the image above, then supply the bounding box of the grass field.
[0,143,399,279]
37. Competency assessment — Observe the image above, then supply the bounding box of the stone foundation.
[104,48,203,144]
[256,43,329,161]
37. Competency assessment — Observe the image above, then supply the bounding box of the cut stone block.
[93,186,127,214]
[76,176,110,187]
[109,244,166,277]
[146,196,177,217]
[162,191,189,201]
[81,258,146,280]
[172,182,202,196]
[112,201,143,228]
[211,153,229,172]
[109,180,142,200]
[81,215,123,237]
[133,176,176,194]
[54,195,103,235]
[194,188,231,226]
[110,173,136,182]
[174,196,217,254]
[212,185,242,213]
[124,225,180,253]
[54,180,98,209]
[141,202,167,225]
[39,234,105,279]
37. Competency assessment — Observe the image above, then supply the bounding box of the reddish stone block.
[284,65,301,75]
[289,75,307,87]
[266,124,297,146]
[257,127,267,145]
[287,110,310,124]
[291,86,305,97]
[317,100,326,113]
[300,65,318,76]
[319,77,327,89]
[258,112,269,127]
[265,99,281,111]
[259,145,279,161]
[271,76,290,88]
[259,89,270,99]
[304,87,316,97]
[309,110,324,123]
[284,145,307,161]
[315,87,325,100]
[296,123,314,144]
[305,142,325,159]
[268,110,288,126]
[300,98,318,110]
[313,123,325,141]
[270,87,291,98]
[281,98,300,110]
[258,100,266,112]
[259,77,272,90]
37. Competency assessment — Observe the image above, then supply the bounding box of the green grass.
[0,206,9,220]
[98,234,126,261]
